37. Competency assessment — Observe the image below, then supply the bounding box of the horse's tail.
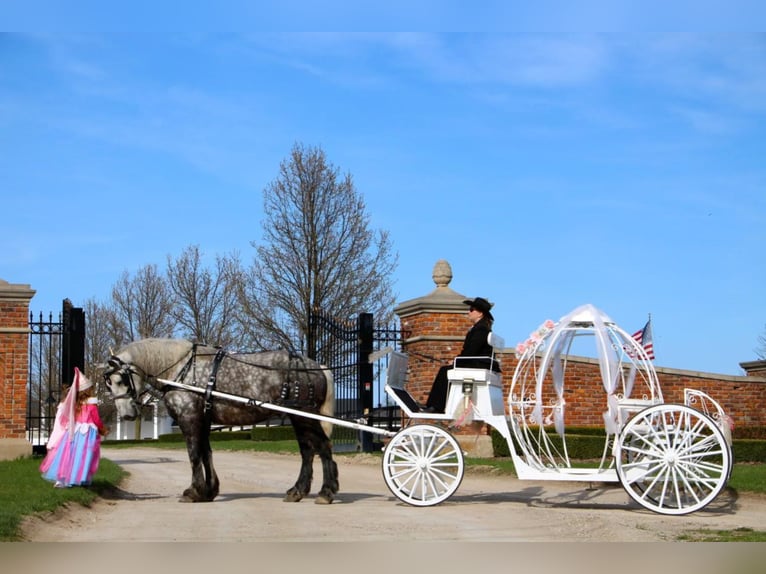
[320,366,334,439]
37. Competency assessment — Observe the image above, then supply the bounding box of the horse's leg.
[199,424,219,500]
[178,419,209,503]
[284,416,338,504]
[284,415,315,502]
[313,423,339,505]
[167,393,219,503]
[314,366,338,504]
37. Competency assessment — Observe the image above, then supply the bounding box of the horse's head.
[103,354,149,420]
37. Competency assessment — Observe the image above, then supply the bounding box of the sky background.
[1,32,764,376]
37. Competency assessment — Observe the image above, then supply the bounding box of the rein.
[105,343,329,413]
[224,351,328,373]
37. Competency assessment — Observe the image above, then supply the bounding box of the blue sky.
[1,33,764,376]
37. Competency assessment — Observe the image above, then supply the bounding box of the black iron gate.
[309,310,404,452]
[27,300,85,455]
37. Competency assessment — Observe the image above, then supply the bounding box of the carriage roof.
[510,303,662,435]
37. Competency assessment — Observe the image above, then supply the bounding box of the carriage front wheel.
[382,424,465,506]
[615,404,732,515]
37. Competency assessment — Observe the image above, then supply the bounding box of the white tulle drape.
[531,304,621,437]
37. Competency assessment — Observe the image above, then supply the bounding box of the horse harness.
[103,343,223,410]
[203,348,226,420]
[105,345,322,412]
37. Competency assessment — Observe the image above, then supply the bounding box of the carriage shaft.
[156,378,397,438]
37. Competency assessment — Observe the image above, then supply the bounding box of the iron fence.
[27,300,84,455]
[310,310,406,451]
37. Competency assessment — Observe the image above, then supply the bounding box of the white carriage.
[382,303,733,515]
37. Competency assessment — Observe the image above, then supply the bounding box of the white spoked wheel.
[615,404,731,515]
[382,424,465,507]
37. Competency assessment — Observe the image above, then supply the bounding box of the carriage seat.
[444,332,505,418]
[446,332,504,388]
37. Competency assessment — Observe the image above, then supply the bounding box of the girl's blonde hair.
[76,386,95,408]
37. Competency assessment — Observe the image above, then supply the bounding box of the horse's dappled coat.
[104,338,338,503]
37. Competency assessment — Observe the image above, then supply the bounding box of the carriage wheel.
[615,404,731,515]
[382,424,465,507]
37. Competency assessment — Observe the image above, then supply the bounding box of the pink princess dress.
[40,369,107,487]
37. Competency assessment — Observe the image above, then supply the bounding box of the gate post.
[357,312,374,452]
[0,279,36,461]
[61,299,85,386]
[393,261,471,403]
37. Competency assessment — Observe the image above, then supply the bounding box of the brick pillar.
[741,359,766,377]
[394,260,471,403]
[0,278,36,460]
[393,260,495,456]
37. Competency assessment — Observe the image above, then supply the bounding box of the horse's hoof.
[182,488,203,502]
[314,495,333,505]
[283,489,305,502]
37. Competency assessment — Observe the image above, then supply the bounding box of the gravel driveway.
[21,446,766,542]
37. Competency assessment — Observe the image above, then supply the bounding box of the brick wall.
[488,352,766,432]
[0,280,35,441]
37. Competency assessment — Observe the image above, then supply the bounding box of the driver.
[421,297,500,413]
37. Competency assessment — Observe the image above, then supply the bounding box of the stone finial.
[432,260,452,289]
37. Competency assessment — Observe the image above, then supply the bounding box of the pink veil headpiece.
[59,367,95,437]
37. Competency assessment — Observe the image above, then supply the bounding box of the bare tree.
[757,325,766,360]
[238,142,398,356]
[82,297,125,423]
[166,245,242,348]
[83,297,126,365]
[111,264,176,341]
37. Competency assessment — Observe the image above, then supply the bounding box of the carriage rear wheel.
[382,424,465,506]
[615,404,731,515]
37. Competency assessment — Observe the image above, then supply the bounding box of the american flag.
[632,319,655,360]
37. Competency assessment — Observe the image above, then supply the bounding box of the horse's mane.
[118,338,196,376]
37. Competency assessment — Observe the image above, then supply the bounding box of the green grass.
[3,441,765,542]
[676,528,766,542]
[726,462,766,494]
[0,456,126,541]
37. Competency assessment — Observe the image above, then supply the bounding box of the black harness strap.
[204,348,227,416]
[175,342,199,383]
[275,353,320,409]
[156,343,199,395]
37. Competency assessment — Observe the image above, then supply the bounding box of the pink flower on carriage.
[515,342,527,356]
[544,319,555,330]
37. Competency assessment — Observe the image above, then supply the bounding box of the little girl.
[40,367,110,487]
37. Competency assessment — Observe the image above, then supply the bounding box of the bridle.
[103,347,199,408]
[103,356,154,406]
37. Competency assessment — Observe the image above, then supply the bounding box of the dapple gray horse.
[103,338,338,503]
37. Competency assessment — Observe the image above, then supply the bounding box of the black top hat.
[463,297,494,320]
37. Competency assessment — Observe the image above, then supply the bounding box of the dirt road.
[20,446,766,542]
